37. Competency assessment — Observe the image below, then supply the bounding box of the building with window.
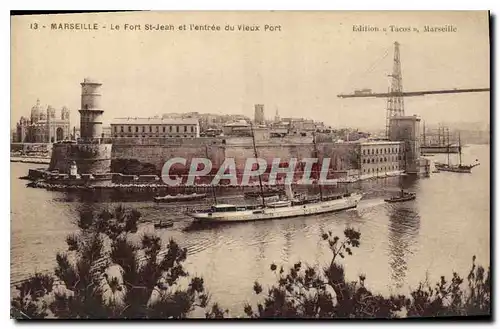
[14,99,71,143]
[359,140,405,178]
[110,117,200,138]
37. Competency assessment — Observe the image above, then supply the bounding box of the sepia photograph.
[10,10,490,319]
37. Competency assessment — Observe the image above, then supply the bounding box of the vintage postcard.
[10,11,490,319]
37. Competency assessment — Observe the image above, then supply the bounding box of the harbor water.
[11,145,490,316]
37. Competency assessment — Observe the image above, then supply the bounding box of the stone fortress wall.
[107,136,359,176]
[49,143,112,174]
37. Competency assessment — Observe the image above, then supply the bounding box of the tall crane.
[337,41,490,137]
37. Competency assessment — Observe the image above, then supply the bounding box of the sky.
[11,11,490,130]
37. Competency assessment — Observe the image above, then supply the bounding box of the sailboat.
[435,132,480,173]
[186,125,363,223]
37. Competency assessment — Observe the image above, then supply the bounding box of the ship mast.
[205,145,217,204]
[250,122,266,207]
[458,132,462,166]
[422,121,426,146]
[447,128,450,166]
[312,132,323,200]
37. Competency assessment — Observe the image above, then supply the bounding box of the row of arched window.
[113,125,197,134]
[362,155,402,164]
[113,134,196,138]
[362,147,399,155]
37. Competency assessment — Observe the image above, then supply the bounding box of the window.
[128,126,132,132]
[156,126,159,132]
[121,126,124,132]
[135,126,139,133]
[362,150,366,155]
[149,126,152,132]
[363,159,366,163]
[191,126,194,133]
[142,126,145,132]
[169,126,173,132]
[184,126,187,132]
[163,127,166,132]
[114,126,117,132]
[176,126,179,133]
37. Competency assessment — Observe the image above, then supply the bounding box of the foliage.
[12,213,490,319]
[11,206,225,319]
[244,228,490,319]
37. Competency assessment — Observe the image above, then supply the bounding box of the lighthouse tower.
[49,78,112,176]
[79,78,104,142]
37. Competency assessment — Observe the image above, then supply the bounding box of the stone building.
[254,104,265,125]
[388,115,421,174]
[14,99,71,143]
[359,140,405,178]
[110,117,200,138]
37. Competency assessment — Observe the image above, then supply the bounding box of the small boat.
[337,177,359,183]
[154,220,173,229]
[384,189,416,203]
[153,193,207,203]
[384,164,415,203]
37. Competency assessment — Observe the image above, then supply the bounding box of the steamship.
[187,125,363,223]
[187,185,362,223]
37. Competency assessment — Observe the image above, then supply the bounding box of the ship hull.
[436,166,471,173]
[421,145,460,154]
[189,193,362,223]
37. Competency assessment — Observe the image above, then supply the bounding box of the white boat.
[187,192,363,223]
[337,177,359,183]
[187,127,363,223]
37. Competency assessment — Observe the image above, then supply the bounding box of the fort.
[22,78,427,187]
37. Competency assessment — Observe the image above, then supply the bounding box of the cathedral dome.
[30,99,41,121]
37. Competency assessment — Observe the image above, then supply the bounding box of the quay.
[10,156,50,165]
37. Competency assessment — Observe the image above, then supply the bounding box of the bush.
[244,228,490,318]
[11,206,225,319]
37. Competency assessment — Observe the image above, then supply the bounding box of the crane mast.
[337,41,489,140]
[386,41,405,137]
